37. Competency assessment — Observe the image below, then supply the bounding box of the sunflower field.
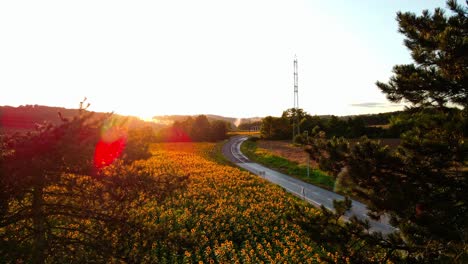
[125,142,336,263]
[2,140,348,263]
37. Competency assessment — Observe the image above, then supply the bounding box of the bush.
[293,134,305,145]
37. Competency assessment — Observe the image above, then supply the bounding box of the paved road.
[222,136,396,234]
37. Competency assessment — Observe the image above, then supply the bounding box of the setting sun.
[0,0,443,118]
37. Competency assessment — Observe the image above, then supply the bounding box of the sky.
[0,0,446,119]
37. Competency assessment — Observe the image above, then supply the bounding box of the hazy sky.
[0,0,445,119]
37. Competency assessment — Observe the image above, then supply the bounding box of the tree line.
[156,115,229,142]
[0,106,230,144]
[260,108,406,141]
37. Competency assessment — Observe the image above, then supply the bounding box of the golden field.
[137,142,336,263]
[2,142,346,263]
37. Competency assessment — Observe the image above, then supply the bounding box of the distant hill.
[152,114,262,129]
[0,105,162,134]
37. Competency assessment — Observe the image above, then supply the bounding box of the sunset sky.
[0,0,444,119]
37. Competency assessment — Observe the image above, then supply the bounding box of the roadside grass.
[241,139,335,190]
[205,139,235,166]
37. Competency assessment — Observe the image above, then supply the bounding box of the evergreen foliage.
[305,1,468,262]
[376,0,467,108]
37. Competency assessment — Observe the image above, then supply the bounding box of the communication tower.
[293,56,300,141]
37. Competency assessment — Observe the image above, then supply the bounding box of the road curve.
[222,135,396,234]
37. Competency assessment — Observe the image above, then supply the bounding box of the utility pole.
[293,55,300,143]
[305,130,310,178]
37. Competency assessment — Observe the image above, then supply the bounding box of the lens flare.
[94,118,128,169]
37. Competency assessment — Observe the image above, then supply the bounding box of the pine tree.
[376,0,467,108]
[0,102,174,262]
[306,1,467,262]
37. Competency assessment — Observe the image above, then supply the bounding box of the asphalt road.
[222,136,396,234]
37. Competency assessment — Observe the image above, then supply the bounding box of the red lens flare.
[94,136,126,169]
[94,119,128,169]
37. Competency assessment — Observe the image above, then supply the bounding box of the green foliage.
[376,0,468,108]
[190,115,211,141]
[303,1,468,261]
[261,108,403,140]
[371,3,468,259]
[123,125,156,162]
[210,120,229,141]
[260,116,290,139]
[305,132,350,175]
[293,134,305,145]
[241,138,334,189]
[306,116,467,261]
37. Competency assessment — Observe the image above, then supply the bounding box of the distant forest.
[1,104,411,140]
[259,108,411,140]
[157,115,229,142]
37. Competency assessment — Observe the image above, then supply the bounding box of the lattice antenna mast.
[293,56,300,142]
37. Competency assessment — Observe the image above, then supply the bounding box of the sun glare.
[138,115,155,123]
